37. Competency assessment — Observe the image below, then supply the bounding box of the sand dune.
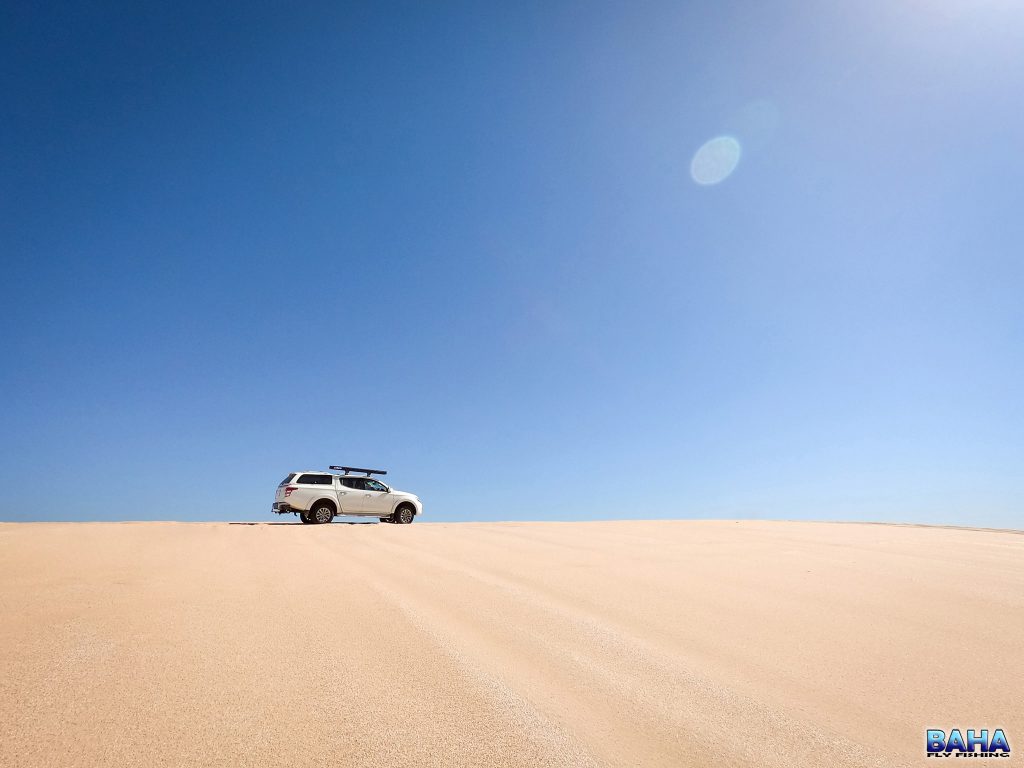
[1,520,1020,767]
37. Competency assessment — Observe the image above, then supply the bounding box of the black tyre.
[379,518,391,523]
[311,503,335,525]
[395,505,414,525]
[299,510,314,524]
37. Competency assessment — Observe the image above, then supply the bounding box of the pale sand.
[0,521,1021,767]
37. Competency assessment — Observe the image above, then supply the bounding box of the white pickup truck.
[272,466,422,524]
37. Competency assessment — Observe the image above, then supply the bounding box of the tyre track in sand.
[336,530,896,768]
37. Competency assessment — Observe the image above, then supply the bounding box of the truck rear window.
[279,474,296,486]
[297,474,334,485]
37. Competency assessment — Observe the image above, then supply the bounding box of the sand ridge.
[1,520,1021,767]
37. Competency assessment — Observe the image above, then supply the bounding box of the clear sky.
[2,2,1021,526]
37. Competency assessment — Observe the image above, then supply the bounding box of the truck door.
[337,477,365,513]
[361,479,393,517]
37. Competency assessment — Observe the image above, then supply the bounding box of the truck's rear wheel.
[299,510,314,524]
[395,505,414,525]
[379,518,392,523]
[311,503,335,524]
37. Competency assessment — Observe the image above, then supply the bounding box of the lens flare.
[690,136,742,185]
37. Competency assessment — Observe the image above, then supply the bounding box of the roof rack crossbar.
[329,465,387,476]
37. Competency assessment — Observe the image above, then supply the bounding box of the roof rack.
[329,466,387,476]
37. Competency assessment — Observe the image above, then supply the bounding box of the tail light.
[284,486,297,497]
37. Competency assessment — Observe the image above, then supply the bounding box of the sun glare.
[690,136,742,185]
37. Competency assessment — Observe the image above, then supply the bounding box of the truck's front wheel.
[394,505,415,525]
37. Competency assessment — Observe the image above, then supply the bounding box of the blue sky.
[2,1,1021,526]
